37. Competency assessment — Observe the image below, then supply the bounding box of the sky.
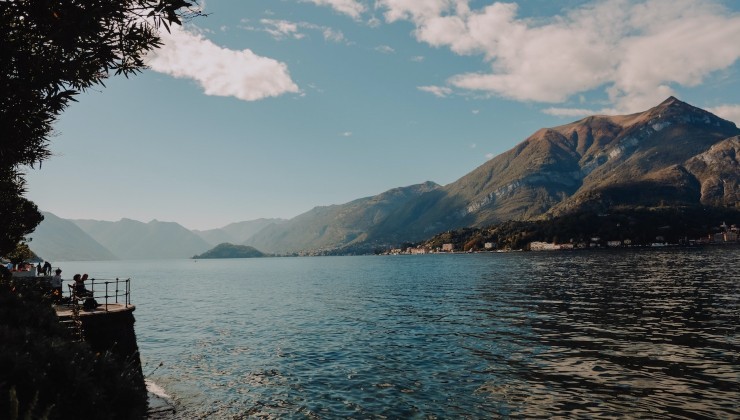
[25,0,740,231]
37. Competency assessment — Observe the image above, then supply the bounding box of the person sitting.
[50,269,63,301]
[72,274,92,298]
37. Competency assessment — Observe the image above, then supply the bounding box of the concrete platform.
[55,303,136,318]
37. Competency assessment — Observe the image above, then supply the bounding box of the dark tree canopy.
[0,0,199,256]
[0,171,42,257]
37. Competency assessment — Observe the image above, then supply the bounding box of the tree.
[0,0,201,256]
[1,3,202,416]
[5,242,35,266]
[0,172,42,258]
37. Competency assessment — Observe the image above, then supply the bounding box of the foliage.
[0,278,148,419]
[0,0,200,256]
[193,243,266,259]
[4,242,35,265]
[417,206,740,251]
[0,3,200,417]
[0,172,44,257]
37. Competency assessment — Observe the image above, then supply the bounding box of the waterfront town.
[383,222,740,254]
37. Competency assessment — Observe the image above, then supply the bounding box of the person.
[50,269,63,301]
[73,274,91,298]
[36,263,42,276]
[43,261,52,276]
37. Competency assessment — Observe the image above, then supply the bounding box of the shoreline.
[146,379,176,419]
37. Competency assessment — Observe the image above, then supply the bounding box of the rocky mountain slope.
[244,182,440,254]
[366,97,739,244]
[683,136,739,207]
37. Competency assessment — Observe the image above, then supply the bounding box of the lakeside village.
[383,221,740,255]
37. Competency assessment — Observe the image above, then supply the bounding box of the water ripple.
[58,248,740,418]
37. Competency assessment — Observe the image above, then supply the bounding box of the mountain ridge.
[70,218,212,260]
[363,97,739,244]
[27,97,739,259]
[26,212,117,262]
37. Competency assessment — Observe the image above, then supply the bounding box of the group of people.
[3,260,53,274]
[36,261,53,276]
[49,269,92,300]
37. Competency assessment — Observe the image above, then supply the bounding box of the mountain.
[27,212,117,261]
[683,136,740,207]
[72,218,212,260]
[365,97,740,243]
[30,98,739,257]
[192,227,236,247]
[244,182,440,254]
[193,243,265,259]
[193,218,286,247]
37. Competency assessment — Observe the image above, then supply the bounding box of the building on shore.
[529,241,562,251]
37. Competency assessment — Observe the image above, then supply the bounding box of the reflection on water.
[58,248,739,418]
[472,250,738,418]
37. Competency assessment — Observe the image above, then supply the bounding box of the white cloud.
[261,19,304,39]
[375,45,395,54]
[377,0,740,113]
[341,131,353,137]
[471,109,479,115]
[410,55,425,62]
[303,0,366,19]
[147,26,300,101]
[485,153,495,160]
[368,16,382,27]
[418,85,453,97]
[708,104,740,126]
[256,19,347,43]
[322,27,346,42]
[542,107,598,118]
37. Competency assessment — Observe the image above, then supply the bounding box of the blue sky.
[25,0,740,230]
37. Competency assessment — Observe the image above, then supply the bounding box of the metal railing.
[67,277,131,311]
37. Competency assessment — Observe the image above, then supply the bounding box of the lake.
[57,247,739,418]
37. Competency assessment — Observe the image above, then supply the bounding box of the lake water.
[58,247,739,418]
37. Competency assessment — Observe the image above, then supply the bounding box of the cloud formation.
[260,19,304,39]
[375,45,396,54]
[303,0,366,19]
[147,26,300,101]
[418,85,453,97]
[256,19,347,43]
[377,0,740,113]
[542,107,599,118]
[708,104,740,126]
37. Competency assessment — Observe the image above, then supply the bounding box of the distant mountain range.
[27,212,116,261]
[193,219,286,246]
[70,218,212,260]
[243,181,440,254]
[27,97,739,260]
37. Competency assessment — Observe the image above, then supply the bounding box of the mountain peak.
[649,96,695,116]
[658,96,682,107]
[631,95,737,131]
